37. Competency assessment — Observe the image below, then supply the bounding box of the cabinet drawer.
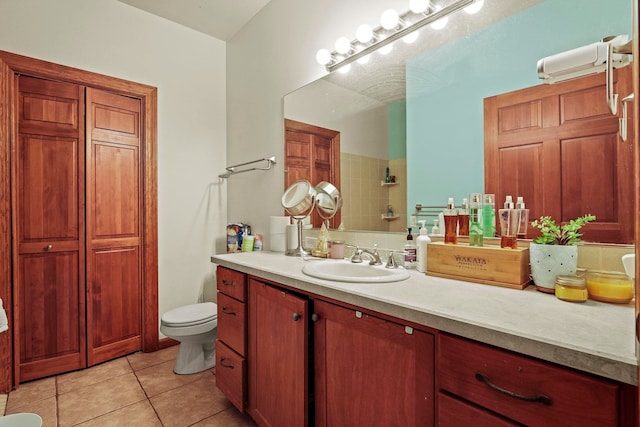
[437,392,518,427]
[216,340,246,412]
[217,293,247,356]
[438,334,621,427]
[217,266,247,301]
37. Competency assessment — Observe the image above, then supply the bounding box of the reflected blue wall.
[406,0,631,222]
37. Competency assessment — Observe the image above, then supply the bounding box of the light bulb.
[338,63,351,74]
[356,24,374,44]
[430,6,448,30]
[335,37,351,54]
[464,0,484,14]
[316,49,332,65]
[403,30,419,44]
[380,9,399,30]
[379,43,393,55]
[409,0,429,14]
[357,54,371,64]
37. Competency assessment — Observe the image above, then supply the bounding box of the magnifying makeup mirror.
[282,179,317,256]
[315,181,342,227]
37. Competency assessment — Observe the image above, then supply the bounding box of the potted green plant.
[528,214,596,292]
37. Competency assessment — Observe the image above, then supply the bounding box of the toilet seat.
[161,302,217,327]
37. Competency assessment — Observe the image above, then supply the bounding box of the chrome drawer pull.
[475,372,552,406]
[220,357,235,369]
[221,279,236,287]
[222,307,236,316]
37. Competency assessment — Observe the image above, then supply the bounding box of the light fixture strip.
[326,0,475,72]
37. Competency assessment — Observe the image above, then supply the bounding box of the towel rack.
[219,156,276,179]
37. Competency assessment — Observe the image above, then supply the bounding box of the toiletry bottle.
[416,221,431,273]
[443,197,458,244]
[385,167,391,183]
[431,219,440,236]
[515,196,530,239]
[482,194,496,238]
[469,193,483,246]
[458,198,469,236]
[499,195,517,249]
[404,227,417,269]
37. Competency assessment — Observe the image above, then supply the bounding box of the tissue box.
[426,242,531,290]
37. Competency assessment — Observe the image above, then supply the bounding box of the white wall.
[226,0,407,244]
[0,0,227,333]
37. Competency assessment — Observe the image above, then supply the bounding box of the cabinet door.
[15,76,86,382]
[248,279,309,427]
[314,300,435,427]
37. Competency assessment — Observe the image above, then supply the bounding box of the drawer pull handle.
[220,357,235,369]
[222,307,236,316]
[221,279,236,287]
[475,372,552,406]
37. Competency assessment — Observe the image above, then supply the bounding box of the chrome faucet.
[350,245,382,265]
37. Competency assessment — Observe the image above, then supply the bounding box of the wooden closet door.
[85,88,142,366]
[14,76,86,382]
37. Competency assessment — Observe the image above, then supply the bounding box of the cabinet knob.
[45,244,53,251]
[292,312,301,321]
[311,313,320,322]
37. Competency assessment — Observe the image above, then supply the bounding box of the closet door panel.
[14,76,85,382]
[89,247,141,348]
[86,88,142,366]
[93,143,139,238]
[18,135,79,242]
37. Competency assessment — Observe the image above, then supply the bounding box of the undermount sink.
[301,260,410,283]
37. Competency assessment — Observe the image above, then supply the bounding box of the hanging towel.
[0,298,8,333]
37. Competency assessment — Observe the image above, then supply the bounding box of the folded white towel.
[0,298,8,333]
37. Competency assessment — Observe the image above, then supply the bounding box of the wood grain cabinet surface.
[438,333,636,426]
[215,266,248,412]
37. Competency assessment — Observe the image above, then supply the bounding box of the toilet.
[160,302,218,375]
[0,413,42,427]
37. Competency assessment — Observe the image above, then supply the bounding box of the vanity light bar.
[322,0,477,73]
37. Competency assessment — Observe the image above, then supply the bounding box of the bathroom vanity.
[212,252,638,426]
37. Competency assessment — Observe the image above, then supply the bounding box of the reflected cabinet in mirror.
[283,0,634,244]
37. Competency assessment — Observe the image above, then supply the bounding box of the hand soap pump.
[416,221,431,273]
[404,227,417,269]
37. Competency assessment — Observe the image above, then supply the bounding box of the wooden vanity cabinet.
[313,299,435,427]
[215,266,636,426]
[247,278,309,427]
[438,333,636,426]
[215,266,248,411]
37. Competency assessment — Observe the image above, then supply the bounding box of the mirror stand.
[286,215,310,257]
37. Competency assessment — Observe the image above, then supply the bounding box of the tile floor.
[1,346,257,426]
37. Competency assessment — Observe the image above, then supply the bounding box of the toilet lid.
[162,302,217,327]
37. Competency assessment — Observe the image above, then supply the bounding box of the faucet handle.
[350,246,363,263]
[386,251,400,269]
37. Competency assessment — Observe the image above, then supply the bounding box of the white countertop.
[211,251,638,385]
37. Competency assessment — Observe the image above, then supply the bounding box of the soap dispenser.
[404,227,417,269]
[443,197,458,244]
[416,221,431,273]
[431,219,441,236]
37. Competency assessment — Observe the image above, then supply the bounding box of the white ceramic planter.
[529,243,578,292]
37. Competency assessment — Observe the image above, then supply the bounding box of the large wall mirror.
[284,0,633,242]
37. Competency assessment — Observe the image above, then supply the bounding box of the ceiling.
[116,0,272,41]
